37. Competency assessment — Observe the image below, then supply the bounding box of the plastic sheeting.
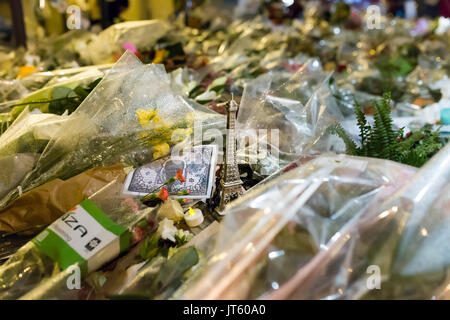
[0,176,149,300]
[180,153,417,299]
[0,51,223,210]
[0,108,68,199]
[85,20,171,65]
[270,143,450,300]
[236,60,342,175]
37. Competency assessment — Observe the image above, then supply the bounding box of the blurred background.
[0,0,449,48]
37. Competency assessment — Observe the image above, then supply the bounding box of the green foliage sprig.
[330,93,443,167]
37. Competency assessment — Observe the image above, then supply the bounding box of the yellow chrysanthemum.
[136,108,162,127]
[153,143,170,159]
[136,108,153,126]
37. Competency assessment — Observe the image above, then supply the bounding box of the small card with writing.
[123,145,218,199]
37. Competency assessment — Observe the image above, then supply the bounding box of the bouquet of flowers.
[0,51,222,210]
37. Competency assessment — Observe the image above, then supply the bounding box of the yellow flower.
[136,108,162,127]
[136,108,153,126]
[152,115,161,123]
[18,65,36,79]
[153,143,170,159]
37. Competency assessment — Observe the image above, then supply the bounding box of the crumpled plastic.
[19,64,111,94]
[85,20,171,65]
[0,175,149,300]
[179,153,417,299]
[236,60,342,175]
[96,222,221,300]
[0,51,223,210]
[0,80,28,104]
[0,108,69,199]
[269,143,450,300]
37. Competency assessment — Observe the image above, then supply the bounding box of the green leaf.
[140,235,160,260]
[49,86,77,115]
[208,76,227,93]
[147,247,199,299]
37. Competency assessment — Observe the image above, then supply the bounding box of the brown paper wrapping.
[0,163,126,234]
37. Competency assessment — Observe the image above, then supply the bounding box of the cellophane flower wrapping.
[0,51,225,300]
[274,143,450,300]
[236,59,342,175]
[0,51,202,210]
[85,20,171,65]
[180,154,417,299]
[0,107,69,199]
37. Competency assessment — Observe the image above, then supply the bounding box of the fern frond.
[329,124,359,155]
[329,92,443,167]
[353,97,369,155]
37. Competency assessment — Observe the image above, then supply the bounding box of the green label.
[33,199,131,275]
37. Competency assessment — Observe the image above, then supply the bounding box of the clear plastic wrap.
[0,107,68,199]
[270,143,450,300]
[236,60,342,175]
[0,176,149,300]
[97,222,221,300]
[0,51,215,210]
[20,64,112,94]
[0,80,28,104]
[85,20,171,65]
[180,153,417,299]
[0,69,103,126]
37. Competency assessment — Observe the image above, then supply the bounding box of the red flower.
[157,186,169,202]
[176,169,186,183]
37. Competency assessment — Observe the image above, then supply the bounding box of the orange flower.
[157,186,169,202]
[176,169,186,183]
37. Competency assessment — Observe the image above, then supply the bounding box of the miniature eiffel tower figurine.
[217,99,244,213]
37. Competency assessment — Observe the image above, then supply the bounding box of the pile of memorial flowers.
[0,2,449,300]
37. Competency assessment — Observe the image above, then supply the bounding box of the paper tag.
[33,199,130,275]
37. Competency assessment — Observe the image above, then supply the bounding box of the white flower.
[156,218,178,242]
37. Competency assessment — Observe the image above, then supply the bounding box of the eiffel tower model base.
[215,179,244,215]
